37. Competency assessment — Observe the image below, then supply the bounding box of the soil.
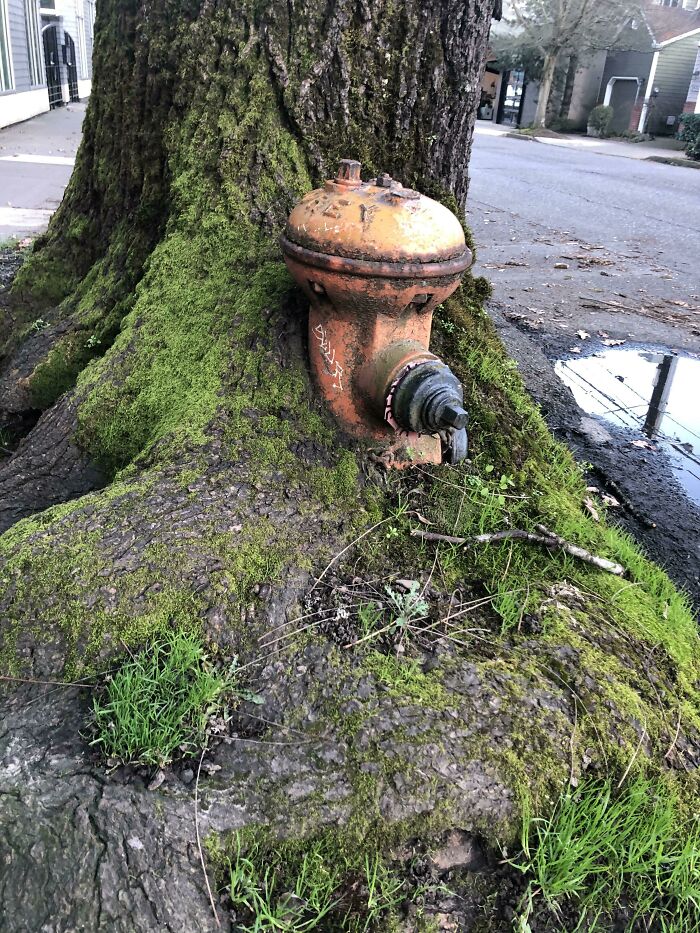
[475,213,700,611]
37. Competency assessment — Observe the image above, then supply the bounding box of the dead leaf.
[568,347,582,353]
[602,338,625,347]
[631,439,655,450]
[576,330,590,340]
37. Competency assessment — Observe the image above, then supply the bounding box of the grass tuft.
[90,629,231,767]
[225,833,404,932]
[513,776,700,931]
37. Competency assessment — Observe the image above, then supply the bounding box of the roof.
[643,4,700,44]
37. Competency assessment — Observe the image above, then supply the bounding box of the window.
[86,0,95,33]
[0,0,13,92]
[657,0,680,7]
[25,0,43,85]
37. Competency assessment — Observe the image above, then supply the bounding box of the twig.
[616,723,647,789]
[534,524,625,576]
[194,743,221,928]
[664,710,682,762]
[411,526,625,576]
[0,673,95,688]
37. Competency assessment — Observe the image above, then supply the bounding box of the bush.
[678,113,700,160]
[587,104,613,135]
[90,630,231,766]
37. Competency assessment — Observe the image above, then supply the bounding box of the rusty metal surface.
[281,160,472,467]
[283,163,469,265]
[279,236,473,279]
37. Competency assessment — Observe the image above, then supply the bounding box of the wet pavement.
[469,131,700,605]
[0,104,85,239]
[556,348,700,508]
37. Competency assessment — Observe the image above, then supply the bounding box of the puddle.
[555,348,700,507]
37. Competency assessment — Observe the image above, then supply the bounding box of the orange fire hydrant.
[280,159,473,467]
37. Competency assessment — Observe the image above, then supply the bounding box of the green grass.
[90,629,231,767]
[226,834,404,932]
[513,776,700,931]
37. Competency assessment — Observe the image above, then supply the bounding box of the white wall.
[0,86,49,128]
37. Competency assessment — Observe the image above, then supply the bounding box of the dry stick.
[194,742,221,929]
[411,527,625,577]
[0,673,96,688]
[616,723,647,790]
[664,710,683,763]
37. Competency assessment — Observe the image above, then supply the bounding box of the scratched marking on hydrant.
[312,322,344,390]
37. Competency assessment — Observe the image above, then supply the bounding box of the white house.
[0,0,95,129]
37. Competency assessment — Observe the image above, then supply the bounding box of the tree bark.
[559,54,578,121]
[533,49,559,128]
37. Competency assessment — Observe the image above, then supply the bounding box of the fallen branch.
[411,525,625,576]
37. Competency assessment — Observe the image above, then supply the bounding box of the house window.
[0,0,14,92]
[24,0,44,85]
[657,0,680,7]
[86,0,96,33]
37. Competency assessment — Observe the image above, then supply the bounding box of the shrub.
[90,629,231,767]
[587,104,613,135]
[678,113,700,161]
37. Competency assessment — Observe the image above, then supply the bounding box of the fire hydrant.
[280,159,473,467]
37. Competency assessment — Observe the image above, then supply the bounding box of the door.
[497,70,526,126]
[42,25,63,108]
[63,32,79,101]
[609,80,639,134]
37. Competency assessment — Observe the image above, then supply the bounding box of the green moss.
[359,652,453,710]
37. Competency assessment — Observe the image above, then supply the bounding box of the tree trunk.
[1,2,699,931]
[533,49,559,128]
[559,54,578,121]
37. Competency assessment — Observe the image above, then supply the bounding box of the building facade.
[0,0,95,129]
[596,2,700,135]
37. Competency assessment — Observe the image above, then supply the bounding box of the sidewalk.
[474,120,690,164]
[0,103,85,240]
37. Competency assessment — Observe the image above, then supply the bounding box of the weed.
[29,318,49,334]
[226,834,404,931]
[357,601,382,640]
[512,776,700,931]
[384,581,429,630]
[89,629,231,767]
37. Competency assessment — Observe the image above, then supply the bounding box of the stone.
[429,830,486,874]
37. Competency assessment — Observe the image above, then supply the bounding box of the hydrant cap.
[283,161,468,266]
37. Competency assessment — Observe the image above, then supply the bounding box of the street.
[469,126,700,602]
[0,104,84,240]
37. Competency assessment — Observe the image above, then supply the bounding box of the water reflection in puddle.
[555,348,700,507]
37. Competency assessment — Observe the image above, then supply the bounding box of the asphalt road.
[0,104,84,240]
[467,129,700,355]
[468,128,700,603]
[468,130,699,278]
